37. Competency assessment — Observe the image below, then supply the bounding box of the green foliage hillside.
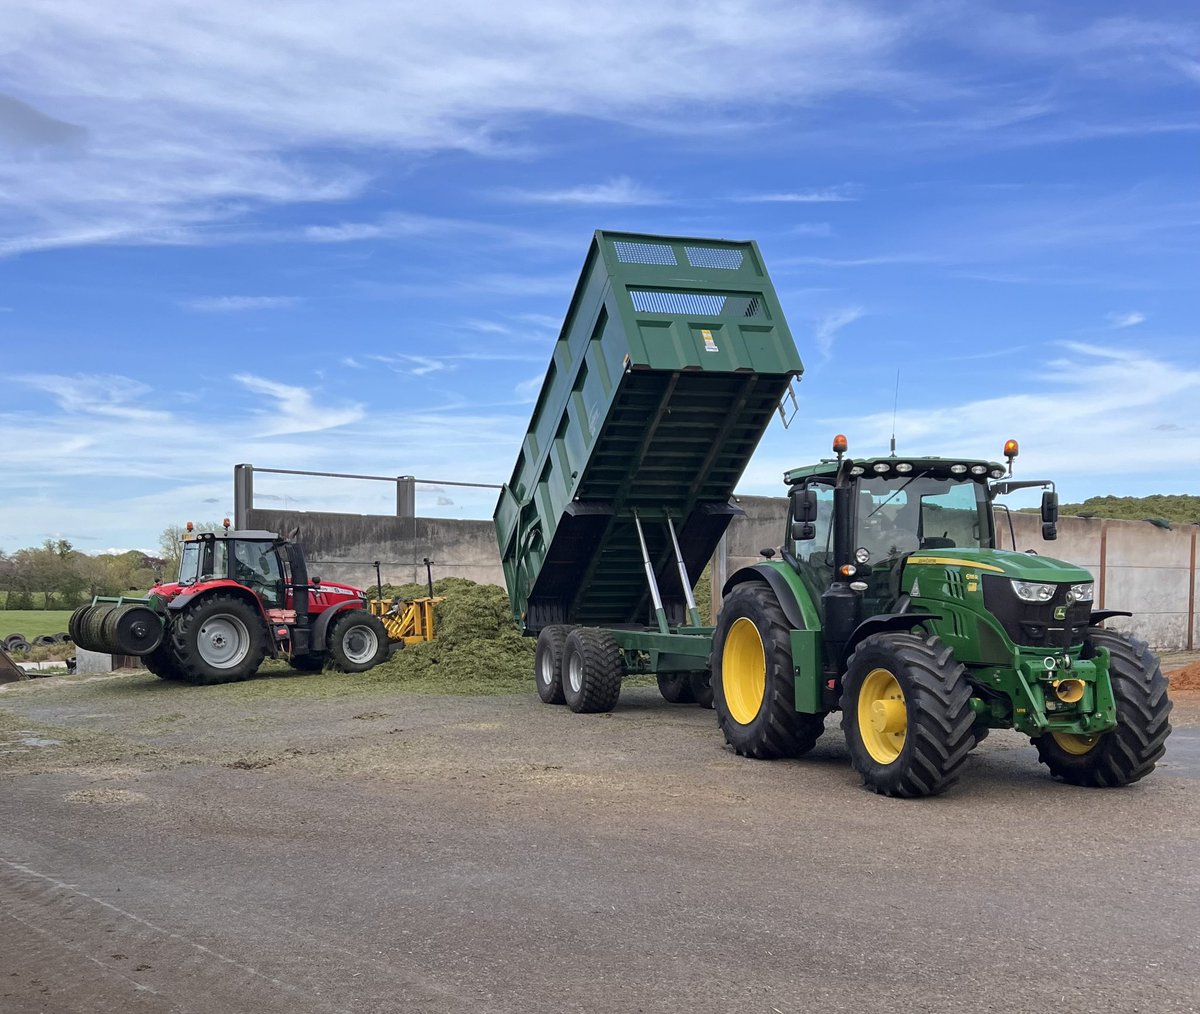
[1056,494,1200,524]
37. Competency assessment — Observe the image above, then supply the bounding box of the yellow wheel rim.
[1051,732,1101,756]
[858,667,907,765]
[722,617,766,725]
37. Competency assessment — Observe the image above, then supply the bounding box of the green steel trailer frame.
[494,230,804,672]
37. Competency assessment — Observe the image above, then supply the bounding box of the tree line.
[0,540,162,610]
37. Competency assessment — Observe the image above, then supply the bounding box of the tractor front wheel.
[561,628,623,713]
[171,594,268,685]
[841,632,974,798]
[712,583,825,759]
[534,625,571,704]
[656,673,695,704]
[1033,630,1171,787]
[144,641,185,681]
[328,610,390,672]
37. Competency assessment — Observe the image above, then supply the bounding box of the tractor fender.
[1089,609,1132,626]
[722,565,808,632]
[842,612,942,667]
[167,583,266,617]
[311,601,364,650]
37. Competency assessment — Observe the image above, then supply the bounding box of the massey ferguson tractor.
[70,523,390,684]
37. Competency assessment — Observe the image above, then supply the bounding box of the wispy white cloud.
[493,176,665,205]
[184,295,303,312]
[814,307,865,360]
[514,374,543,403]
[1106,310,1146,329]
[232,374,364,435]
[735,186,860,203]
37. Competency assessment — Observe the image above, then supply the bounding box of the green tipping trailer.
[497,230,1171,797]
[495,230,801,707]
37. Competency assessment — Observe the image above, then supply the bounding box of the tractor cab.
[177,528,286,607]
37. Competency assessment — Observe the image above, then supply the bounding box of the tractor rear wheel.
[712,583,825,759]
[561,628,623,713]
[171,594,268,685]
[328,610,389,672]
[1033,630,1172,787]
[841,632,974,798]
[534,625,571,704]
[656,673,695,704]
[144,641,184,681]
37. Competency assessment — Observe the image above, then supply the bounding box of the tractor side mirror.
[791,521,816,541]
[1041,491,1058,541]
[791,488,818,523]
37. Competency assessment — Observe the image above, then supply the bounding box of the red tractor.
[70,524,391,685]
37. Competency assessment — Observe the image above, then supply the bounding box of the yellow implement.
[369,596,445,646]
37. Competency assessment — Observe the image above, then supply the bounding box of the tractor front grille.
[982,576,1091,650]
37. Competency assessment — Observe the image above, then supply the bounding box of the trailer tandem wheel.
[534,625,571,705]
[562,628,623,714]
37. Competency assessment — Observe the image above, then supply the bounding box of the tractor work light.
[1070,582,1094,603]
[873,462,890,473]
[1012,580,1056,603]
[970,465,988,476]
[895,462,913,473]
[185,521,194,532]
[1004,439,1020,459]
[833,434,848,454]
[855,547,871,564]
[990,468,1006,478]
[849,466,865,476]
[950,464,967,474]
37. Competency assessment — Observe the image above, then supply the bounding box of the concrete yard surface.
[2,671,1199,1014]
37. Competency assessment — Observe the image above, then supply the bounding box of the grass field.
[0,610,75,640]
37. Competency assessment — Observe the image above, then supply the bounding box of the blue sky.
[1,1,1198,553]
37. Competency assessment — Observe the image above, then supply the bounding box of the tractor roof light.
[223,518,231,529]
[895,462,913,473]
[990,468,1006,478]
[849,466,865,476]
[873,462,891,473]
[970,465,988,476]
[185,521,194,532]
[1004,438,1019,459]
[950,464,967,474]
[832,434,848,454]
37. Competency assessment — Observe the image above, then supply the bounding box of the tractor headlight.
[1070,582,1094,603]
[1011,580,1056,603]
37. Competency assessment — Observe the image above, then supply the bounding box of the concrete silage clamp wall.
[245,508,505,590]
[252,501,1198,651]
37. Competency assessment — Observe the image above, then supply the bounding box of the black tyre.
[68,607,92,646]
[841,632,974,798]
[562,628,624,714]
[52,632,70,643]
[292,653,326,673]
[101,604,164,656]
[690,671,714,710]
[171,594,268,685]
[4,633,28,650]
[85,604,117,652]
[328,610,389,672]
[144,641,185,681]
[6,639,31,654]
[534,625,570,705]
[32,635,57,647]
[657,673,695,704]
[712,583,825,759]
[1033,630,1172,787]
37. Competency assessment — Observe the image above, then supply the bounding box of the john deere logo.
[1054,606,1067,620]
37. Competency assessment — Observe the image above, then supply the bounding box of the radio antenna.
[890,369,900,456]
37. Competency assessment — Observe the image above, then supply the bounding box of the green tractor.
[712,435,1173,797]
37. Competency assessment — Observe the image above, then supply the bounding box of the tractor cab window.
[179,539,228,584]
[178,542,201,584]
[856,474,991,560]
[232,541,283,607]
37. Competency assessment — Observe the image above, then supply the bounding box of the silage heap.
[369,578,533,693]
